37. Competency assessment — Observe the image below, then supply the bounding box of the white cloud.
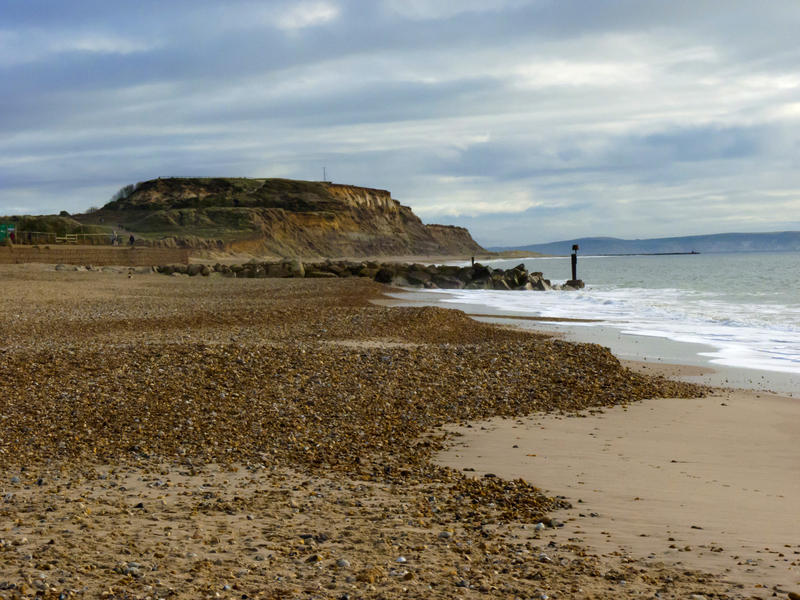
[0,28,157,67]
[513,59,652,88]
[413,182,539,217]
[384,0,534,20]
[276,1,340,30]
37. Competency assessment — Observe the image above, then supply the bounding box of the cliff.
[77,178,486,258]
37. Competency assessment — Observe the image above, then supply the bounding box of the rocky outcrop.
[81,178,486,258]
[156,259,584,291]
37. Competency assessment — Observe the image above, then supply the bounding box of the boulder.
[530,278,552,291]
[264,262,285,277]
[406,270,432,286]
[472,264,491,279]
[324,262,347,277]
[432,274,464,289]
[283,258,305,278]
[456,267,475,283]
[437,265,461,277]
[306,271,338,278]
[374,268,394,284]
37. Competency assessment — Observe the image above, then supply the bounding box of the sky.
[2,0,800,247]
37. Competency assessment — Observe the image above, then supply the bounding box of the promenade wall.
[0,246,190,266]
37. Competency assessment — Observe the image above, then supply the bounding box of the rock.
[406,270,431,286]
[564,279,585,289]
[374,268,394,284]
[395,556,407,563]
[187,264,204,277]
[431,274,464,289]
[306,271,338,278]
[336,558,351,568]
[467,278,491,289]
[531,278,552,291]
[284,258,305,278]
[356,566,385,583]
[493,279,511,291]
[456,267,475,283]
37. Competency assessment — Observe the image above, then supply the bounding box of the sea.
[412,252,800,379]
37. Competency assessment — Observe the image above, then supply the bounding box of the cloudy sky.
[2,0,800,246]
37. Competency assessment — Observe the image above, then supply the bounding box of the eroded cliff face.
[88,178,485,258]
[426,224,485,256]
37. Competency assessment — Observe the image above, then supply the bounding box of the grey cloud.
[3,0,800,242]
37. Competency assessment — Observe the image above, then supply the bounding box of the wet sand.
[436,385,800,592]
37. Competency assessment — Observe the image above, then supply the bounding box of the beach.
[0,264,797,599]
[436,386,800,591]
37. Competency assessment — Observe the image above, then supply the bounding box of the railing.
[54,233,79,244]
[11,231,132,245]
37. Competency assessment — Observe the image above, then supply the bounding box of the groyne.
[157,259,585,291]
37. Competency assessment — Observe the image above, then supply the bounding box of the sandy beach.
[436,386,800,591]
[1,264,797,599]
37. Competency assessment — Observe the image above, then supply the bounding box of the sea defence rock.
[155,260,583,290]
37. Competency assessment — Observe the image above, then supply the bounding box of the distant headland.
[491,232,800,255]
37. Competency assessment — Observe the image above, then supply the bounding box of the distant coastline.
[491,231,800,256]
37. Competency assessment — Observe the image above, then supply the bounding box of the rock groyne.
[156,260,585,290]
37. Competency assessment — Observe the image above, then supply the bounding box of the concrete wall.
[0,245,190,266]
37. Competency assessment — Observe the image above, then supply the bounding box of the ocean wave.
[426,286,800,374]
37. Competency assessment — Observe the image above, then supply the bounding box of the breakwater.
[157,259,585,290]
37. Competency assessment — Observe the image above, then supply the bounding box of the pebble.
[0,275,722,599]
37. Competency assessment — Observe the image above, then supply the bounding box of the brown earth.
[0,265,762,599]
[74,178,486,258]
